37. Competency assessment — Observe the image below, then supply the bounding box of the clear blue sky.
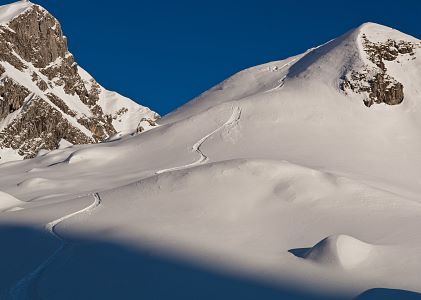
[21,0,421,115]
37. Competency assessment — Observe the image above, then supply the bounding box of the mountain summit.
[0,20,421,299]
[165,22,421,123]
[0,1,159,162]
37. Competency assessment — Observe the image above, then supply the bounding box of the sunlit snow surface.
[1,16,421,300]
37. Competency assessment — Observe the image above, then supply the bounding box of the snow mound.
[65,146,121,165]
[17,177,50,189]
[304,234,374,270]
[0,190,24,211]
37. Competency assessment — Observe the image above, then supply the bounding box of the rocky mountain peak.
[340,22,421,107]
[7,3,67,68]
[0,1,159,162]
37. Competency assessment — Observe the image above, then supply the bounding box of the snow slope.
[1,22,421,299]
[0,191,23,211]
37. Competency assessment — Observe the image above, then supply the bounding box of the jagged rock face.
[8,5,67,68]
[362,35,415,71]
[341,33,419,107]
[0,98,92,157]
[0,2,159,161]
[341,70,404,107]
[0,76,30,119]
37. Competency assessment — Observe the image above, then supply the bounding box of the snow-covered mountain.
[0,1,159,162]
[1,20,421,299]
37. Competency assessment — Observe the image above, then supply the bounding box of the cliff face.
[0,1,159,162]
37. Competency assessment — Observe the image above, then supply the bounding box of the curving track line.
[156,106,241,175]
[264,58,298,94]
[7,106,242,299]
[8,193,102,300]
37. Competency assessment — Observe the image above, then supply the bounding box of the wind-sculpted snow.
[1,20,421,300]
[22,159,421,299]
[0,191,23,211]
[303,235,375,269]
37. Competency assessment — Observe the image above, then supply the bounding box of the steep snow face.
[1,22,421,299]
[0,1,159,163]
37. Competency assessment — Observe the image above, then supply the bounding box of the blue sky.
[20,0,421,115]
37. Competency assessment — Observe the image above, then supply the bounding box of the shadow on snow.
[0,224,420,300]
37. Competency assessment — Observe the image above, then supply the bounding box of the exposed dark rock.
[113,107,129,120]
[367,73,404,107]
[77,115,116,142]
[0,4,158,160]
[32,72,49,91]
[340,34,415,107]
[135,117,158,134]
[361,34,415,71]
[46,93,77,117]
[341,70,404,107]
[0,77,31,119]
[8,5,67,68]
[0,98,93,158]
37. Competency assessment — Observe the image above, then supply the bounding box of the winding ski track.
[156,106,241,175]
[264,58,298,94]
[8,193,102,300]
[7,105,241,299]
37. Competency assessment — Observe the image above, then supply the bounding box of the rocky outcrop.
[341,70,404,107]
[0,77,31,119]
[8,5,68,68]
[0,2,159,161]
[340,33,417,107]
[0,97,93,158]
[362,35,415,71]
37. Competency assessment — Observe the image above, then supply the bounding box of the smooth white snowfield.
[1,22,421,299]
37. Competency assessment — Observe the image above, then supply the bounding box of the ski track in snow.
[8,193,102,300]
[264,58,298,94]
[156,106,241,175]
[6,106,242,299]
[265,76,286,93]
